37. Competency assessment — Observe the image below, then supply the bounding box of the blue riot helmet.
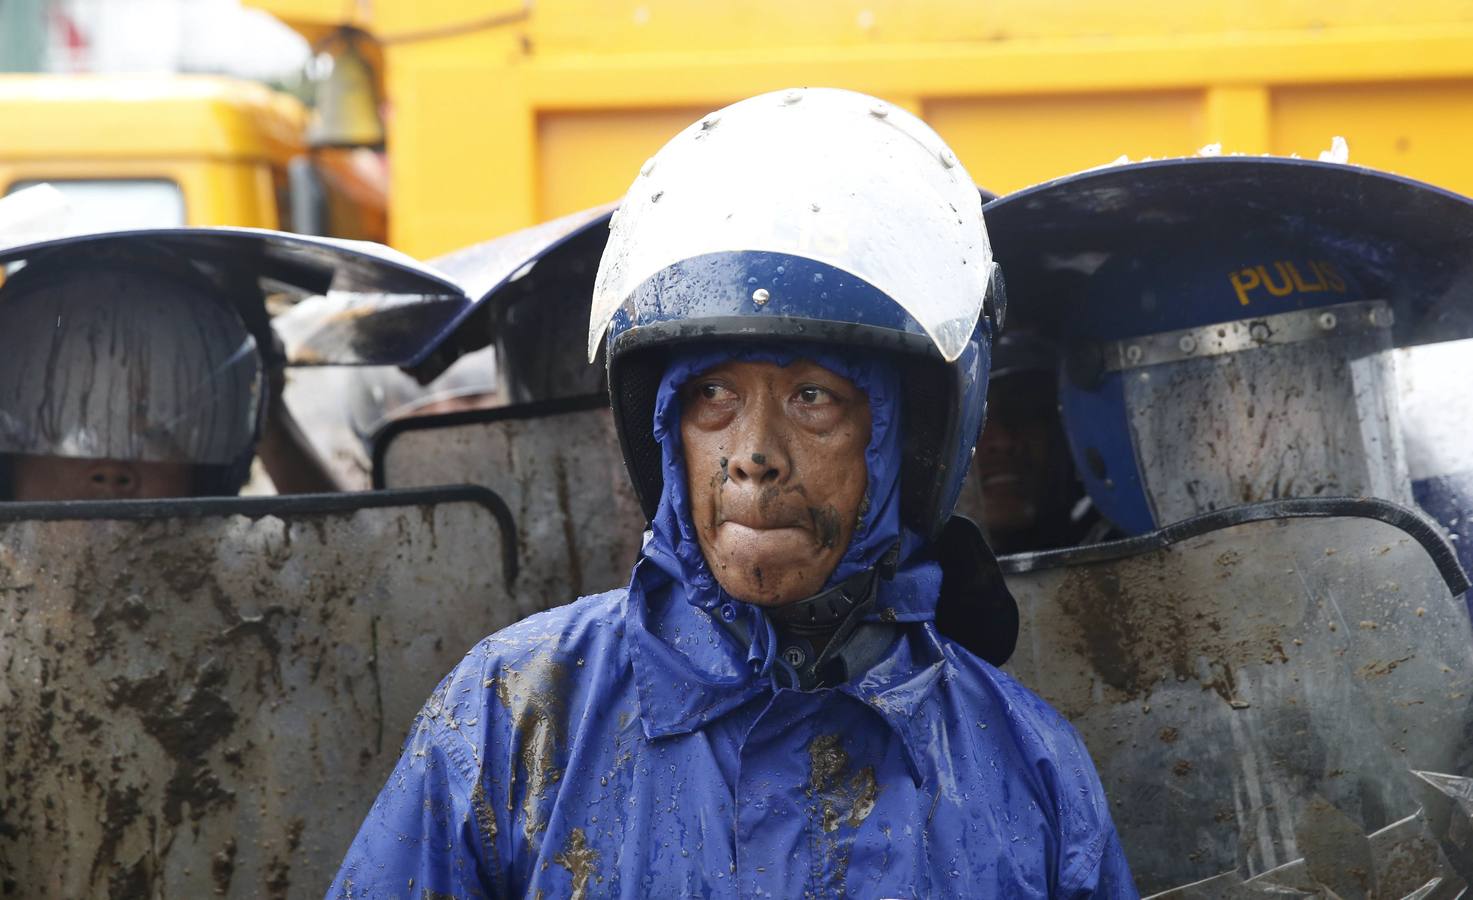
[1056,239,1408,534]
[589,87,1006,542]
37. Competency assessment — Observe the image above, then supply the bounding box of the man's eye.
[699,383,731,400]
[797,386,834,405]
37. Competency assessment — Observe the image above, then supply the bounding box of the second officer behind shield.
[330,88,1135,897]
[0,248,266,501]
[959,329,1113,552]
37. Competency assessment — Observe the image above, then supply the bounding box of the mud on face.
[679,359,872,606]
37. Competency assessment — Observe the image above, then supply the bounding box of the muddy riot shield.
[980,156,1473,556]
[0,226,472,369]
[1000,497,1473,895]
[0,486,517,898]
[372,396,646,615]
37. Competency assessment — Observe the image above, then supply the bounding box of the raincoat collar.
[625,561,947,783]
[625,345,948,778]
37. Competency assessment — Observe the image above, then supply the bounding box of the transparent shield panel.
[431,202,615,301]
[348,345,502,442]
[589,88,991,362]
[378,402,646,614]
[1124,333,1409,527]
[1002,505,1473,891]
[0,226,471,369]
[272,289,468,367]
[0,270,263,465]
[0,490,514,897]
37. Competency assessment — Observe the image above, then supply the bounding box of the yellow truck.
[0,73,385,239]
[250,0,1473,259]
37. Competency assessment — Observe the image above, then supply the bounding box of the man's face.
[973,373,1059,534]
[11,454,196,501]
[681,359,871,606]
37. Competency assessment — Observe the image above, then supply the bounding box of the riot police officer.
[959,329,1109,552]
[331,88,1136,896]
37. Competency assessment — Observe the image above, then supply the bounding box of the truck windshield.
[7,178,186,231]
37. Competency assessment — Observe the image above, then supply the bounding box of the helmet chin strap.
[718,542,901,691]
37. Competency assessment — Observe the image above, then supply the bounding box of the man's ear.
[931,515,1019,666]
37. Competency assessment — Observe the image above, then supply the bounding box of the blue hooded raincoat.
[329,348,1137,898]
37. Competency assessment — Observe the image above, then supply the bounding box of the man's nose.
[979,421,1021,457]
[84,460,141,499]
[726,405,790,486]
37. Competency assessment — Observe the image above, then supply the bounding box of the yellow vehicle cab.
[0,74,305,231]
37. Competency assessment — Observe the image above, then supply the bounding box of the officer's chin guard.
[932,515,1019,666]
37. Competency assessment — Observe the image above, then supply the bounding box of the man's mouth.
[717,512,806,531]
[718,521,807,537]
[980,472,1024,489]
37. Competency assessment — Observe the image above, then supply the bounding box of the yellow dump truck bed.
[250,0,1473,257]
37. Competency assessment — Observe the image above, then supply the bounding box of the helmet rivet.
[870,104,889,119]
[639,157,656,177]
[1317,311,1338,330]
[701,115,720,131]
[650,190,664,203]
[810,202,821,212]
[939,148,958,169]
[783,90,803,105]
[752,288,771,306]
[1124,345,1143,365]
[1177,334,1197,354]
[1249,321,1271,341]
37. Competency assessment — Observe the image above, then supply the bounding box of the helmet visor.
[0,270,264,465]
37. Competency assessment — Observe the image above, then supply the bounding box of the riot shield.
[425,205,615,401]
[373,397,645,617]
[0,486,517,898]
[0,226,471,368]
[978,156,1473,554]
[984,157,1473,350]
[1000,497,1473,894]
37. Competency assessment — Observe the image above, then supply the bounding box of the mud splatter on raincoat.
[328,348,1137,898]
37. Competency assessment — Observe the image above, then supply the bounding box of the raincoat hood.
[632,345,943,679]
